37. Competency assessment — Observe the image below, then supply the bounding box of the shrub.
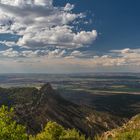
[29,121,88,140]
[0,105,28,140]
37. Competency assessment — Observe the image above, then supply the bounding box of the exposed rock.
[14,83,126,137]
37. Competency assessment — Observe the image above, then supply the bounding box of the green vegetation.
[0,105,28,140]
[30,122,88,140]
[0,105,88,140]
[96,114,140,140]
[0,105,140,140]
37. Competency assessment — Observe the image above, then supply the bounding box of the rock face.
[99,114,140,140]
[14,83,126,137]
[0,83,126,136]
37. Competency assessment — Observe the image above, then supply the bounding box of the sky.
[0,0,140,73]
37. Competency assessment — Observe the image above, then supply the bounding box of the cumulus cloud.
[110,48,133,54]
[0,14,13,26]
[0,48,49,58]
[0,0,97,50]
[1,1,139,72]
[16,25,97,48]
[93,48,140,66]
[0,48,19,57]
[0,47,140,73]
[0,41,17,47]
[0,48,69,58]
[64,3,75,11]
[0,0,53,6]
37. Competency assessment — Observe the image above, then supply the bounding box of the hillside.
[0,83,126,137]
[98,114,140,140]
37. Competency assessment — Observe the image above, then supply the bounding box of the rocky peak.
[40,83,54,94]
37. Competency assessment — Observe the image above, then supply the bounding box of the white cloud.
[111,48,133,54]
[16,25,97,49]
[0,41,17,47]
[0,48,19,57]
[0,0,97,50]
[0,48,69,58]
[34,0,53,6]
[1,47,140,69]
[64,3,74,11]
[0,14,13,26]
[0,0,53,6]
[74,30,97,45]
[0,48,140,73]
[0,48,49,58]
[70,50,83,58]
[2,1,140,72]
[93,48,140,66]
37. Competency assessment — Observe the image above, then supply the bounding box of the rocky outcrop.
[14,83,126,137]
[99,114,140,140]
